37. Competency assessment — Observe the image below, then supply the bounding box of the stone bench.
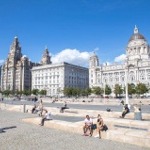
[104,117,150,132]
[22,117,150,148]
[64,110,78,114]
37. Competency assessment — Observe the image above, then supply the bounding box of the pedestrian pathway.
[0,110,149,150]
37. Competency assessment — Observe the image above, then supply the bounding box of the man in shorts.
[83,115,93,136]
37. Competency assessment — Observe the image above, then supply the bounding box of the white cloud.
[0,59,4,65]
[51,49,91,67]
[114,54,126,62]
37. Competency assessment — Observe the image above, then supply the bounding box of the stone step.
[22,117,150,148]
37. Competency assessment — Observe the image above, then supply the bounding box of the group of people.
[83,114,107,139]
[31,99,52,126]
[31,98,131,134]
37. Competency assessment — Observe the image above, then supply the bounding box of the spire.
[41,47,52,65]
[134,25,139,34]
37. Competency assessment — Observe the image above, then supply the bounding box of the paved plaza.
[0,110,149,150]
[0,98,150,150]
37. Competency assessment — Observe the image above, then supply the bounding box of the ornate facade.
[0,65,1,90]
[89,26,150,92]
[1,37,37,92]
[41,48,52,65]
[32,59,89,96]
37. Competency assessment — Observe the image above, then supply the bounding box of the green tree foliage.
[81,88,92,97]
[32,89,39,95]
[135,83,149,95]
[23,89,31,96]
[63,87,72,97]
[128,83,136,95]
[114,84,123,97]
[39,90,47,96]
[105,84,112,95]
[92,86,103,95]
[2,90,11,96]
[15,90,23,96]
[63,87,92,97]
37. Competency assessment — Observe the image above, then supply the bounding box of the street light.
[125,57,134,105]
[103,79,106,103]
[125,56,130,105]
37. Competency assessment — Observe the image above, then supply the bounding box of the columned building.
[89,26,150,92]
[0,65,1,90]
[1,37,37,92]
[32,50,89,96]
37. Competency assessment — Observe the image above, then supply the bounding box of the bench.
[64,110,78,114]
[104,117,150,132]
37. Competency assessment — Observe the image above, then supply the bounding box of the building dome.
[129,25,146,42]
[129,33,145,41]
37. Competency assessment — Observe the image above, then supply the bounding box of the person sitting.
[60,101,69,113]
[83,115,93,136]
[121,104,130,118]
[31,104,37,114]
[39,110,52,126]
[37,99,44,116]
[97,114,104,139]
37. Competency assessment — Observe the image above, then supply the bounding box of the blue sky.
[0,0,150,67]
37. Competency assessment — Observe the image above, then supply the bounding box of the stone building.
[89,26,150,93]
[31,50,89,96]
[0,65,1,90]
[1,37,37,92]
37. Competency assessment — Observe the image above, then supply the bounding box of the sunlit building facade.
[31,50,89,96]
[89,26,150,92]
[0,37,37,92]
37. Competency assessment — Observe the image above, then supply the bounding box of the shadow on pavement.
[0,126,17,133]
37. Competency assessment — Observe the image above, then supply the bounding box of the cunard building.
[31,48,89,96]
[89,26,150,92]
[1,37,38,92]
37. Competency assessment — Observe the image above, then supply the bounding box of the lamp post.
[125,57,129,105]
[103,79,106,103]
[125,67,129,105]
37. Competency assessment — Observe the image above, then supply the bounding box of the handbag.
[102,124,108,131]
[91,124,97,130]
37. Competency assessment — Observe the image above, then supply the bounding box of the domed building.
[89,26,150,95]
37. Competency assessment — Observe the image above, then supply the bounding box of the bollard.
[134,106,142,120]
[23,104,26,113]
[134,111,142,120]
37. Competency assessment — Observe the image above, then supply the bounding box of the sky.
[0,0,150,67]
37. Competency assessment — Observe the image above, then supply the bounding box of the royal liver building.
[89,26,150,91]
[1,37,37,92]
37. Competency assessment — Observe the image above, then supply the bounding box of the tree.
[105,84,112,95]
[81,88,92,97]
[15,90,23,96]
[63,87,72,97]
[92,86,103,95]
[128,83,136,96]
[2,90,11,96]
[23,89,31,96]
[114,84,123,97]
[39,90,47,96]
[135,83,149,95]
[32,89,39,95]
